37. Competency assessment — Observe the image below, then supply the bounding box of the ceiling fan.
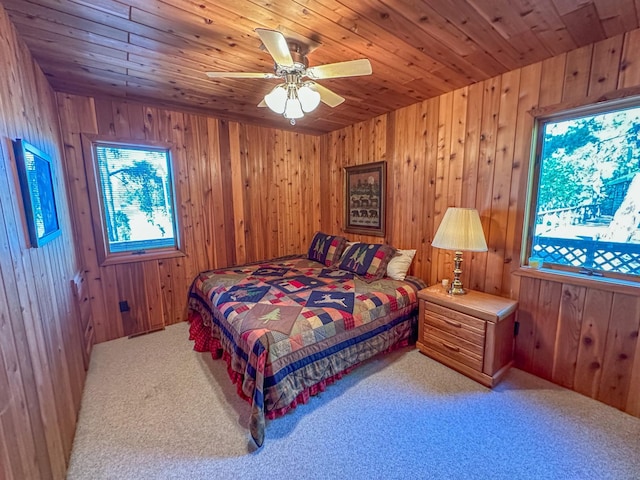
[205,28,372,125]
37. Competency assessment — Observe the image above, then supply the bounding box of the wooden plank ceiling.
[3,0,640,135]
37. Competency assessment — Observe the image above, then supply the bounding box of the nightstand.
[417,285,518,387]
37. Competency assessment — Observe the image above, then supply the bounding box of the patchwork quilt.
[187,255,424,446]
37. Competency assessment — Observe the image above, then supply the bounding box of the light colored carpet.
[67,322,640,480]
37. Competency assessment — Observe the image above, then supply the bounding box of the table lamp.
[431,207,488,295]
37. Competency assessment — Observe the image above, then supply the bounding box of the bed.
[187,233,425,446]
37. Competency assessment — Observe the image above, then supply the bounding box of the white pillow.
[386,249,416,281]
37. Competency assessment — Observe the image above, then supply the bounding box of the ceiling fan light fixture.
[297,84,321,112]
[264,84,287,114]
[284,97,304,119]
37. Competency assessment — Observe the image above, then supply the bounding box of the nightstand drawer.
[423,321,484,356]
[423,309,485,347]
[424,302,486,332]
[421,331,483,371]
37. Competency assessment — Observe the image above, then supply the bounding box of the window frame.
[523,97,640,284]
[81,134,185,266]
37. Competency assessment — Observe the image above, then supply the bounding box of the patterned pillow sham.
[338,242,396,282]
[307,231,348,267]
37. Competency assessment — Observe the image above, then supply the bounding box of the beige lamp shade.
[432,207,488,252]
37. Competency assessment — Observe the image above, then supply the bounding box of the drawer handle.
[442,342,460,352]
[444,318,462,328]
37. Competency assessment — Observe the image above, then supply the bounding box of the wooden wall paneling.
[573,288,613,398]
[596,293,640,410]
[269,127,285,258]
[302,132,321,251]
[241,126,262,261]
[388,108,409,249]
[258,125,276,259]
[446,88,469,285]
[562,44,593,102]
[126,102,148,140]
[432,92,453,284]
[587,35,623,97]
[113,260,163,334]
[286,131,302,255]
[112,99,132,137]
[417,99,439,281]
[294,133,310,254]
[114,263,147,336]
[0,220,41,479]
[627,327,640,416]
[289,132,301,255]
[0,422,13,479]
[56,95,108,349]
[3,96,60,480]
[551,284,587,389]
[408,105,424,250]
[281,129,295,254]
[406,104,428,274]
[323,122,348,241]
[166,110,191,325]
[258,126,275,260]
[502,61,542,299]
[484,69,521,296]
[28,249,75,458]
[47,222,85,416]
[94,97,117,137]
[397,108,414,248]
[184,113,210,272]
[228,121,247,265]
[539,53,567,108]
[297,132,313,251]
[319,134,332,235]
[513,276,541,372]
[216,120,237,268]
[332,128,347,235]
[141,261,164,332]
[92,101,127,341]
[619,29,640,88]
[530,280,563,380]
[21,111,77,463]
[204,117,223,268]
[461,82,484,209]
[469,76,501,292]
[447,87,468,209]
[0,3,88,476]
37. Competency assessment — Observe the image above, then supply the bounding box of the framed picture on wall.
[344,160,386,237]
[13,139,61,247]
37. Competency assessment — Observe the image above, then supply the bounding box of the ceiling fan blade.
[206,72,276,79]
[310,83,345,107]
[306,59,372,79]
[255,28,294,67]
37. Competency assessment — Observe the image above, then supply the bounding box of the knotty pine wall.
[56,94,321,344]
[0,4,86,480]
[320,29,640,418]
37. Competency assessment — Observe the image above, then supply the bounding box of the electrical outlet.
[119,300,130,312]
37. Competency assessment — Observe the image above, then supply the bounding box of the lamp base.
[449,250,466,295]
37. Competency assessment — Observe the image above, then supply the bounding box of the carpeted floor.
[66,322,640,480]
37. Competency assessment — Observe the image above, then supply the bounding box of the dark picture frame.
[344,161,386,236]
[13,139,61,247]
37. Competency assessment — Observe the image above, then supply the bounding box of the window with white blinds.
[84,137,183,265]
